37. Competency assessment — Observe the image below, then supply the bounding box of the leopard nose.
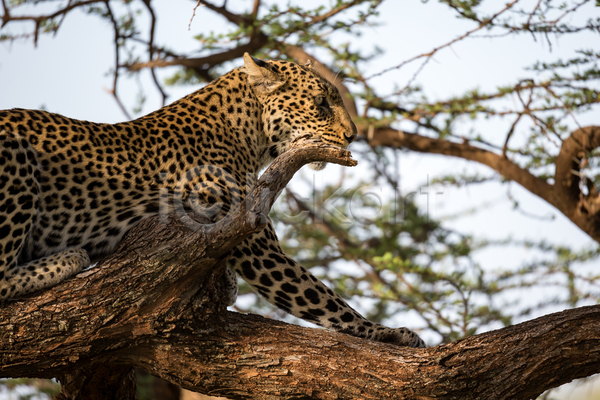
[344,122,358,144]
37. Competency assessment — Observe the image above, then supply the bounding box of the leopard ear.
[303,59,313,68]
[243,53,286,94]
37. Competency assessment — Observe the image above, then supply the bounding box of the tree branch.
[366,0,519,81]
[105,1,132,120]
[554,125,600,239]
[126,32,269,72]
[299,0,366,25]
[142,0,168,107]
[366,127,554,204]
[0,0,102,24]
[197,0,249,26]
[125,304,600,400]
[251,0,260,19]
[3,269,599,399]
[0,0,104,45]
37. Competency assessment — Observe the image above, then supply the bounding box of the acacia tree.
[1,1,600,399]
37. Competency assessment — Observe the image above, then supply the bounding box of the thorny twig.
[366,0,519,82]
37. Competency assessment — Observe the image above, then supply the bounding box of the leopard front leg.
[221,265,238,307]
[1,249,90,300]
[228,222,425,348]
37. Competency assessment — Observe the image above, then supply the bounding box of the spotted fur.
[0,54,424,347]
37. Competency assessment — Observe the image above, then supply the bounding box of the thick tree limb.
[2,255,599,400]
[367,127,554,202]
[105,305,600,400]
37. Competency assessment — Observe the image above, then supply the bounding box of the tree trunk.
[1,144,599,399]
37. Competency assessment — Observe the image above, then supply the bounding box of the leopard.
[0,53,425,348]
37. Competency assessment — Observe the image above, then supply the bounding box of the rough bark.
[102,305,600,400]
[1,143,599,399]
[554,126,600,241]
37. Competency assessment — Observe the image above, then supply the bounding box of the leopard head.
[243,53,357,170]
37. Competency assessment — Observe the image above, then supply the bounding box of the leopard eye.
[315,96,330,109]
